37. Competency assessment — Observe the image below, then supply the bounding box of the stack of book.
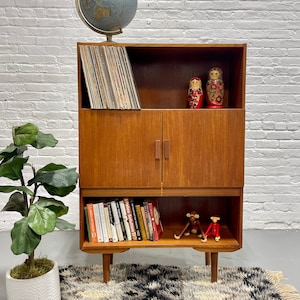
[85,198,163,243]
[79,45,141,110]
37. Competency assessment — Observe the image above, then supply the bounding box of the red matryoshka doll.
[206,67,224,108]
[188,77,204,109]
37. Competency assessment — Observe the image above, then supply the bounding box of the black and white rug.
[59,263,300,300]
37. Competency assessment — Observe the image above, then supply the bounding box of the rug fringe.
[267,270,300,300]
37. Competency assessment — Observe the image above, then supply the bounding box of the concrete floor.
[0,230,299,299]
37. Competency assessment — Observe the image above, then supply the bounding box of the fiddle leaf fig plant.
[0,123,79,278]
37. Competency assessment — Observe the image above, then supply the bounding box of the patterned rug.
[59,263,300,300]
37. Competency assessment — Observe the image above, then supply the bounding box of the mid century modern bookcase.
[78,43,246,283]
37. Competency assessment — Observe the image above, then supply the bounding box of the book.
[80,45,103,109]
[104,203,113,242]
[119,199,132,241]
[96,46,113,108]
[93,203,104,242]
[102,46,121,109]
[89,46,106,108]
[98,202,109,242]
[141,205,150,240]
[147,199,163,241]
[86,203,98,243]
[115,199,127,240]
[143,201,154,241]
[123,197,137,241]
[119,46,141,109]
[107,202,118,242]
[130,199,142,241]
[135,204,148,240]
[84,207,92,242]
[110,200,124,241]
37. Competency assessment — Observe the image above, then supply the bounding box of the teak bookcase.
[78,43,246,283]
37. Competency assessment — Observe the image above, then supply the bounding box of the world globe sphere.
[76,0,137,40]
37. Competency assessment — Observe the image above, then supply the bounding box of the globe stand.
[76,20,123,42]
[102,29,123,42]
[75,0,124,42]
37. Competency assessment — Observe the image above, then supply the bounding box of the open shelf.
[78,43,246,110]
[80,196,243,253]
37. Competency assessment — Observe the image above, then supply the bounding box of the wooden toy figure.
[174,211,205,239]
[201,216,221,242]
[206,67,224,108]
[188,77,203,108]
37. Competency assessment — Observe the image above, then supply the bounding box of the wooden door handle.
[155,140,161,160]
[164,140,170,159]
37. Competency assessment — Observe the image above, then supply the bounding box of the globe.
[76,0,137,41]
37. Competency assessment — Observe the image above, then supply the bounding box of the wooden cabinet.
[78,43,246,283]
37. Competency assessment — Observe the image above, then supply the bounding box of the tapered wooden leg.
[205,252,211,265]
[210,252,218,282]
[103,254,113,283]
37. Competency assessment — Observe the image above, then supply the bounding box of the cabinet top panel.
[77,42,246,48]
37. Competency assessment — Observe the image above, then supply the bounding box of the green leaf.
[39,163,65,172]
[56,218,76,230]
[1,192,26,216]
[0,185,34,196]
[0,156,28,180]
[0,144,27,162]
[28,164,79,189]
[32,131,58,149]
[37,197,69,217]
[11,218,41,255]
[44,184,76,197]
[27,204,56,235]
[13,123,39,147]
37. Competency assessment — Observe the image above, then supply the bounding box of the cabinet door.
[79,110,162,188]
[162,110,245,188]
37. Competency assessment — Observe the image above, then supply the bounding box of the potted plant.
[0,123,79,300]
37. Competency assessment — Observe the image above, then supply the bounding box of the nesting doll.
[206,67,224,108]
[188,77,203,109]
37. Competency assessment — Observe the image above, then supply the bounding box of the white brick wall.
[0,0,299,231]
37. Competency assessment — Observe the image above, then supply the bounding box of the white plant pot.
[6,260,61,300]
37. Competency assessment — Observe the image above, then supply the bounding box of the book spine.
[104,203,113,242]
[121,46,141,109]
[148,201,159,241]
[130,199,142,241]
[110,200,124,241]
[123,197,137,241]
[135,204,148,240]
[144,202,154,241]
[93,203,104,242]
[141,205,150,240]
[98,202,109,242]
[119,199,132,241]
[115,200,127,240]
[84,207,92,242]
[107,202,118,242]
[86,203,98,243]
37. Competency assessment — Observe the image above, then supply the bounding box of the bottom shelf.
[81,225,241,253]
